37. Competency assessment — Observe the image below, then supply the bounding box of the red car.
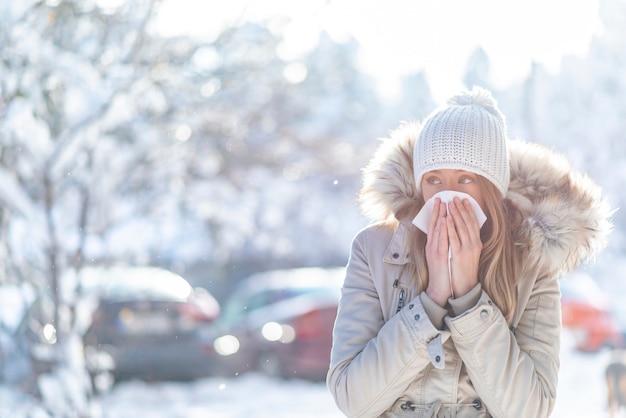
[205,267,344,381]
[560,272,623,352]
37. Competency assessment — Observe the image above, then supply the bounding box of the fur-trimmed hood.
[359,122,614,278]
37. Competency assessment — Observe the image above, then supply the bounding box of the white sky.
[153,0,602,103]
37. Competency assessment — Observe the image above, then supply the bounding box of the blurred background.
[1,0,626,416]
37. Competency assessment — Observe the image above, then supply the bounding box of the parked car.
[206,266,344,381]
[82,266,220,384]
[560,272,623,352]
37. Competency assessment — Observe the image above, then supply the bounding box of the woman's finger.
[427,198,442,236]
[449,198,480,244]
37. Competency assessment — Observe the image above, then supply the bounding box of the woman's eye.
[459,176,473,184]
[426,176,441,185]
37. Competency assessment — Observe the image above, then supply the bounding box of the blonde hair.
[409,176,520,323]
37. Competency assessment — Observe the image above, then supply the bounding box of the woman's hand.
[425,199,452,306]
[446,197,482,297]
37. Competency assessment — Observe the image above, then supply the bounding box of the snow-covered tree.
[463,47,492,91]
[168,24,385,278]
[391,71,436,124]
[0,0,190,410]
[0,0,389,354]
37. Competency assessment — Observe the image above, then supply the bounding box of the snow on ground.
[87,332,613,418]
[0,331,617,417]
[90,374,342,418]
[551,330,615,418]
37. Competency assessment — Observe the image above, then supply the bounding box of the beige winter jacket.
[327,123,613,418]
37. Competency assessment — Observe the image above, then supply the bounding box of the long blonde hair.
[408,176,520,323]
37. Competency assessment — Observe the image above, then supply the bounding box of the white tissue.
[412,190,487,234]
[412,190,487,299]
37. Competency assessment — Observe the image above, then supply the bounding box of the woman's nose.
[443,181,459,192]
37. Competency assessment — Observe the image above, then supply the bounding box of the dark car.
[206,266,344,381]
[560,272,623,352]
[82,266,220,383]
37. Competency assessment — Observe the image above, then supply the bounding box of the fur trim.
[359,122,422,223]
[359,122,614,277]
[507,140,613,276]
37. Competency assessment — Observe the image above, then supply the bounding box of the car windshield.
[220,285,334,328]
[217,267,344,328]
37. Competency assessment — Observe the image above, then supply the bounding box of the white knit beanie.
[413,86,510,197]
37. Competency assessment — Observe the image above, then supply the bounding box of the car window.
[220,290,270,328]
[219,284,337,330]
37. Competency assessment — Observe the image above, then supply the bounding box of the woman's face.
[421,169,485,209]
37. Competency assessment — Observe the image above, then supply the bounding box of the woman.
[327,87,613,417]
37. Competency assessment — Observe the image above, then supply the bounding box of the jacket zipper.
[393,279,405,313]
[400,399,482,411]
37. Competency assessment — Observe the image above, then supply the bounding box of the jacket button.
[435,355,441,363]
[480,309,489,319]
[392,252,400,259]
[414,314,420,321]
[408,304,414,309]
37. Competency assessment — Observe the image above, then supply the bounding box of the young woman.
[327,87,613,417]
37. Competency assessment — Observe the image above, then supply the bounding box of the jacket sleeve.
[326,227,447,418]
[445,273,561,418]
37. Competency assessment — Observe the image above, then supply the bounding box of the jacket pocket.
[395,287,406,314]
[390,267,415,318]
[392,276,412,317]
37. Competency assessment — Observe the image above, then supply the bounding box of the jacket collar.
[382,221,412,265]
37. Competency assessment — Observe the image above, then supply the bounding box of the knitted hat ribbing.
[414,86,510,197]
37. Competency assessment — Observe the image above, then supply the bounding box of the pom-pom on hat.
[413,86,510,197]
